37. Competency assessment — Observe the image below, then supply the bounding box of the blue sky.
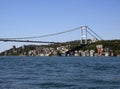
[0,0,120,52]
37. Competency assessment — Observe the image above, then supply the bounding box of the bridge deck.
[0,39,54,43]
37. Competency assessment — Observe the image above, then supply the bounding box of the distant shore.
[0,40,120,57]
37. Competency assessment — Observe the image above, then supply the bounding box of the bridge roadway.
[0,38,55,43]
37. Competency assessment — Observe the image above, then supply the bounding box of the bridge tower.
[80,26,87,44]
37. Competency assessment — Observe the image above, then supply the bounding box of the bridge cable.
[87,30,98,40]
[1,27,81,40]
[87,27,103,40]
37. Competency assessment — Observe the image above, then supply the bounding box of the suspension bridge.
[0,26,102,44]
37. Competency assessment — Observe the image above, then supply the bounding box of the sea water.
[0,56,120,89]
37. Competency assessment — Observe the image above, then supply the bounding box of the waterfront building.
[90,50,95,57]
[96,45,103,56]
[105,52,109,57]
[74,50,80,56]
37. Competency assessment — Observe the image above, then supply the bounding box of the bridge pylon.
[80,26,88,44]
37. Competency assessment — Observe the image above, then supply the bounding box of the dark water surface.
[0,56,120,89]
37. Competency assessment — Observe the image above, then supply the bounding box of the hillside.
[0,40,120,56]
